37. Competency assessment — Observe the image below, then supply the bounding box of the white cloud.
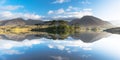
[83,8,92,11]
[0,5,24,11]
[66,6,80,11]
[48,6,93,20]
[0,11,44,20]
[23,13,44,20]
[52,0,70,4]
[81,0,91,4]
[0,0,24,11]
[48,10,54,14]
[57,8,65,14]
[48,8,65,14]
[0,0,43,20]
[64,10,92,18]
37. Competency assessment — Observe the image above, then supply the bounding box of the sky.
[0,0,120,25]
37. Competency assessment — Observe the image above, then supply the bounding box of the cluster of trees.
[46,24,74,34]
[32,24,74,35]
[32,20,102,35]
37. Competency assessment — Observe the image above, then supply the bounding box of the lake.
[0,31,120,60]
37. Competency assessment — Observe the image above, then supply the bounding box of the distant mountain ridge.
[0,18,43,26]
[69,16,113,28]
[0,16,114,28]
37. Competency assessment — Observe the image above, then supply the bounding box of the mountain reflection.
[71,31,110,43]
[0,31,119,60]
[0,31,111,43]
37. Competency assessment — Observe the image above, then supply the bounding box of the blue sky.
[0,0,120,25]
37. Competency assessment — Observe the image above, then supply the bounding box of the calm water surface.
[0,31,120,60]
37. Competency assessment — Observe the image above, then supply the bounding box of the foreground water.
[0,31,120,60]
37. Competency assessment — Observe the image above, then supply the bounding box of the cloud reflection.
[0,38,92,55]
[0,39,42,55]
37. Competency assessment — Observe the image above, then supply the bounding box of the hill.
[0,18,43,26]
[69,16,113,28]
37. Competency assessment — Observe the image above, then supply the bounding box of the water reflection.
[0,39,97,60]
[71,31,110,43]
[0,31,120,60]
[0,31,111,42]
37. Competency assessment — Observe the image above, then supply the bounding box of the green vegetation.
[31,20,102,36]
[0,20,103,39]
[32,24,74,35]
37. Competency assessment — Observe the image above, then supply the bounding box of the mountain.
[0,18,44,26]
[69,16,113,28]
[0,16,114,27]
[0,18,26,26]
[25,19,44,25]
[5,18,26,26]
